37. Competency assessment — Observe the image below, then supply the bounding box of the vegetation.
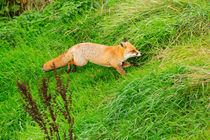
[0,0,209,139]
[0,0,51,17]
[17,67,76,139]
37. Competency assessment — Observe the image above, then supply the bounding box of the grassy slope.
[0,0,209,139]
[74,42,209,139]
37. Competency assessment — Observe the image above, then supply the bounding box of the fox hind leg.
[72,55,88,72]
[66,63,71,73]
[72,64,76,72]
[66,64,77,73]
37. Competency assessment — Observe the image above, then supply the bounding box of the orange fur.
[42,40,141,75]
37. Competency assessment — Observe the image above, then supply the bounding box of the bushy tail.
[42,51,72,72]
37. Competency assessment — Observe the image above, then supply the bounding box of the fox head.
[120,38,141,60]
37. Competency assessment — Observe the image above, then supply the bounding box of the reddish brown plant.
[17,65,76,139]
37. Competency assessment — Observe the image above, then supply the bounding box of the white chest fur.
[124,53,137,60]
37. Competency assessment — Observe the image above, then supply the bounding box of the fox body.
[42,38,141,75]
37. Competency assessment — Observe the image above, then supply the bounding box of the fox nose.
[136,53,141,56]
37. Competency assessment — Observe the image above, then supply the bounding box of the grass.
[0,0,209,139]
[73,42,209,139]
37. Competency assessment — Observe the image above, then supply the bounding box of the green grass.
[0,0,209,139]
[73,43,209,139]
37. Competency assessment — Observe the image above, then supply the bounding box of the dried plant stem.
[17,64,76,139]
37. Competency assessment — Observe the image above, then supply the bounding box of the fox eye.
[131,50,136,53]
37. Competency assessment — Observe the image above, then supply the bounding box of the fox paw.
[132,63,140,67]
[72,69,76,72]
[66,69,70,73]
[72,65,76,72]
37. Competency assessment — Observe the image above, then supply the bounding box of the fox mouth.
[133,53,141,57]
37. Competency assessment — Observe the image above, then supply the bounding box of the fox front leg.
[131,62,139,67]
[122,62,133,68]
[113,64,126,75]
[122,62,139,68]
[111,60,126,75]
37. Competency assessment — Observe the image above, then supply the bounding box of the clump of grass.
[99,0,209,61]
[156,43,210,85]
[17,66,76,139]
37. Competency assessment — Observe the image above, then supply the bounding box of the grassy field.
[0,0,209,139]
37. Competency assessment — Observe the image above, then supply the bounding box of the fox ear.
[124,38,128,42]
[120,42,125,48]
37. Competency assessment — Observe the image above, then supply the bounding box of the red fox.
[42,38,141,75]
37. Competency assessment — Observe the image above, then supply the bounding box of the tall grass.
[75,44,209,139]
[0,0,209,139]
